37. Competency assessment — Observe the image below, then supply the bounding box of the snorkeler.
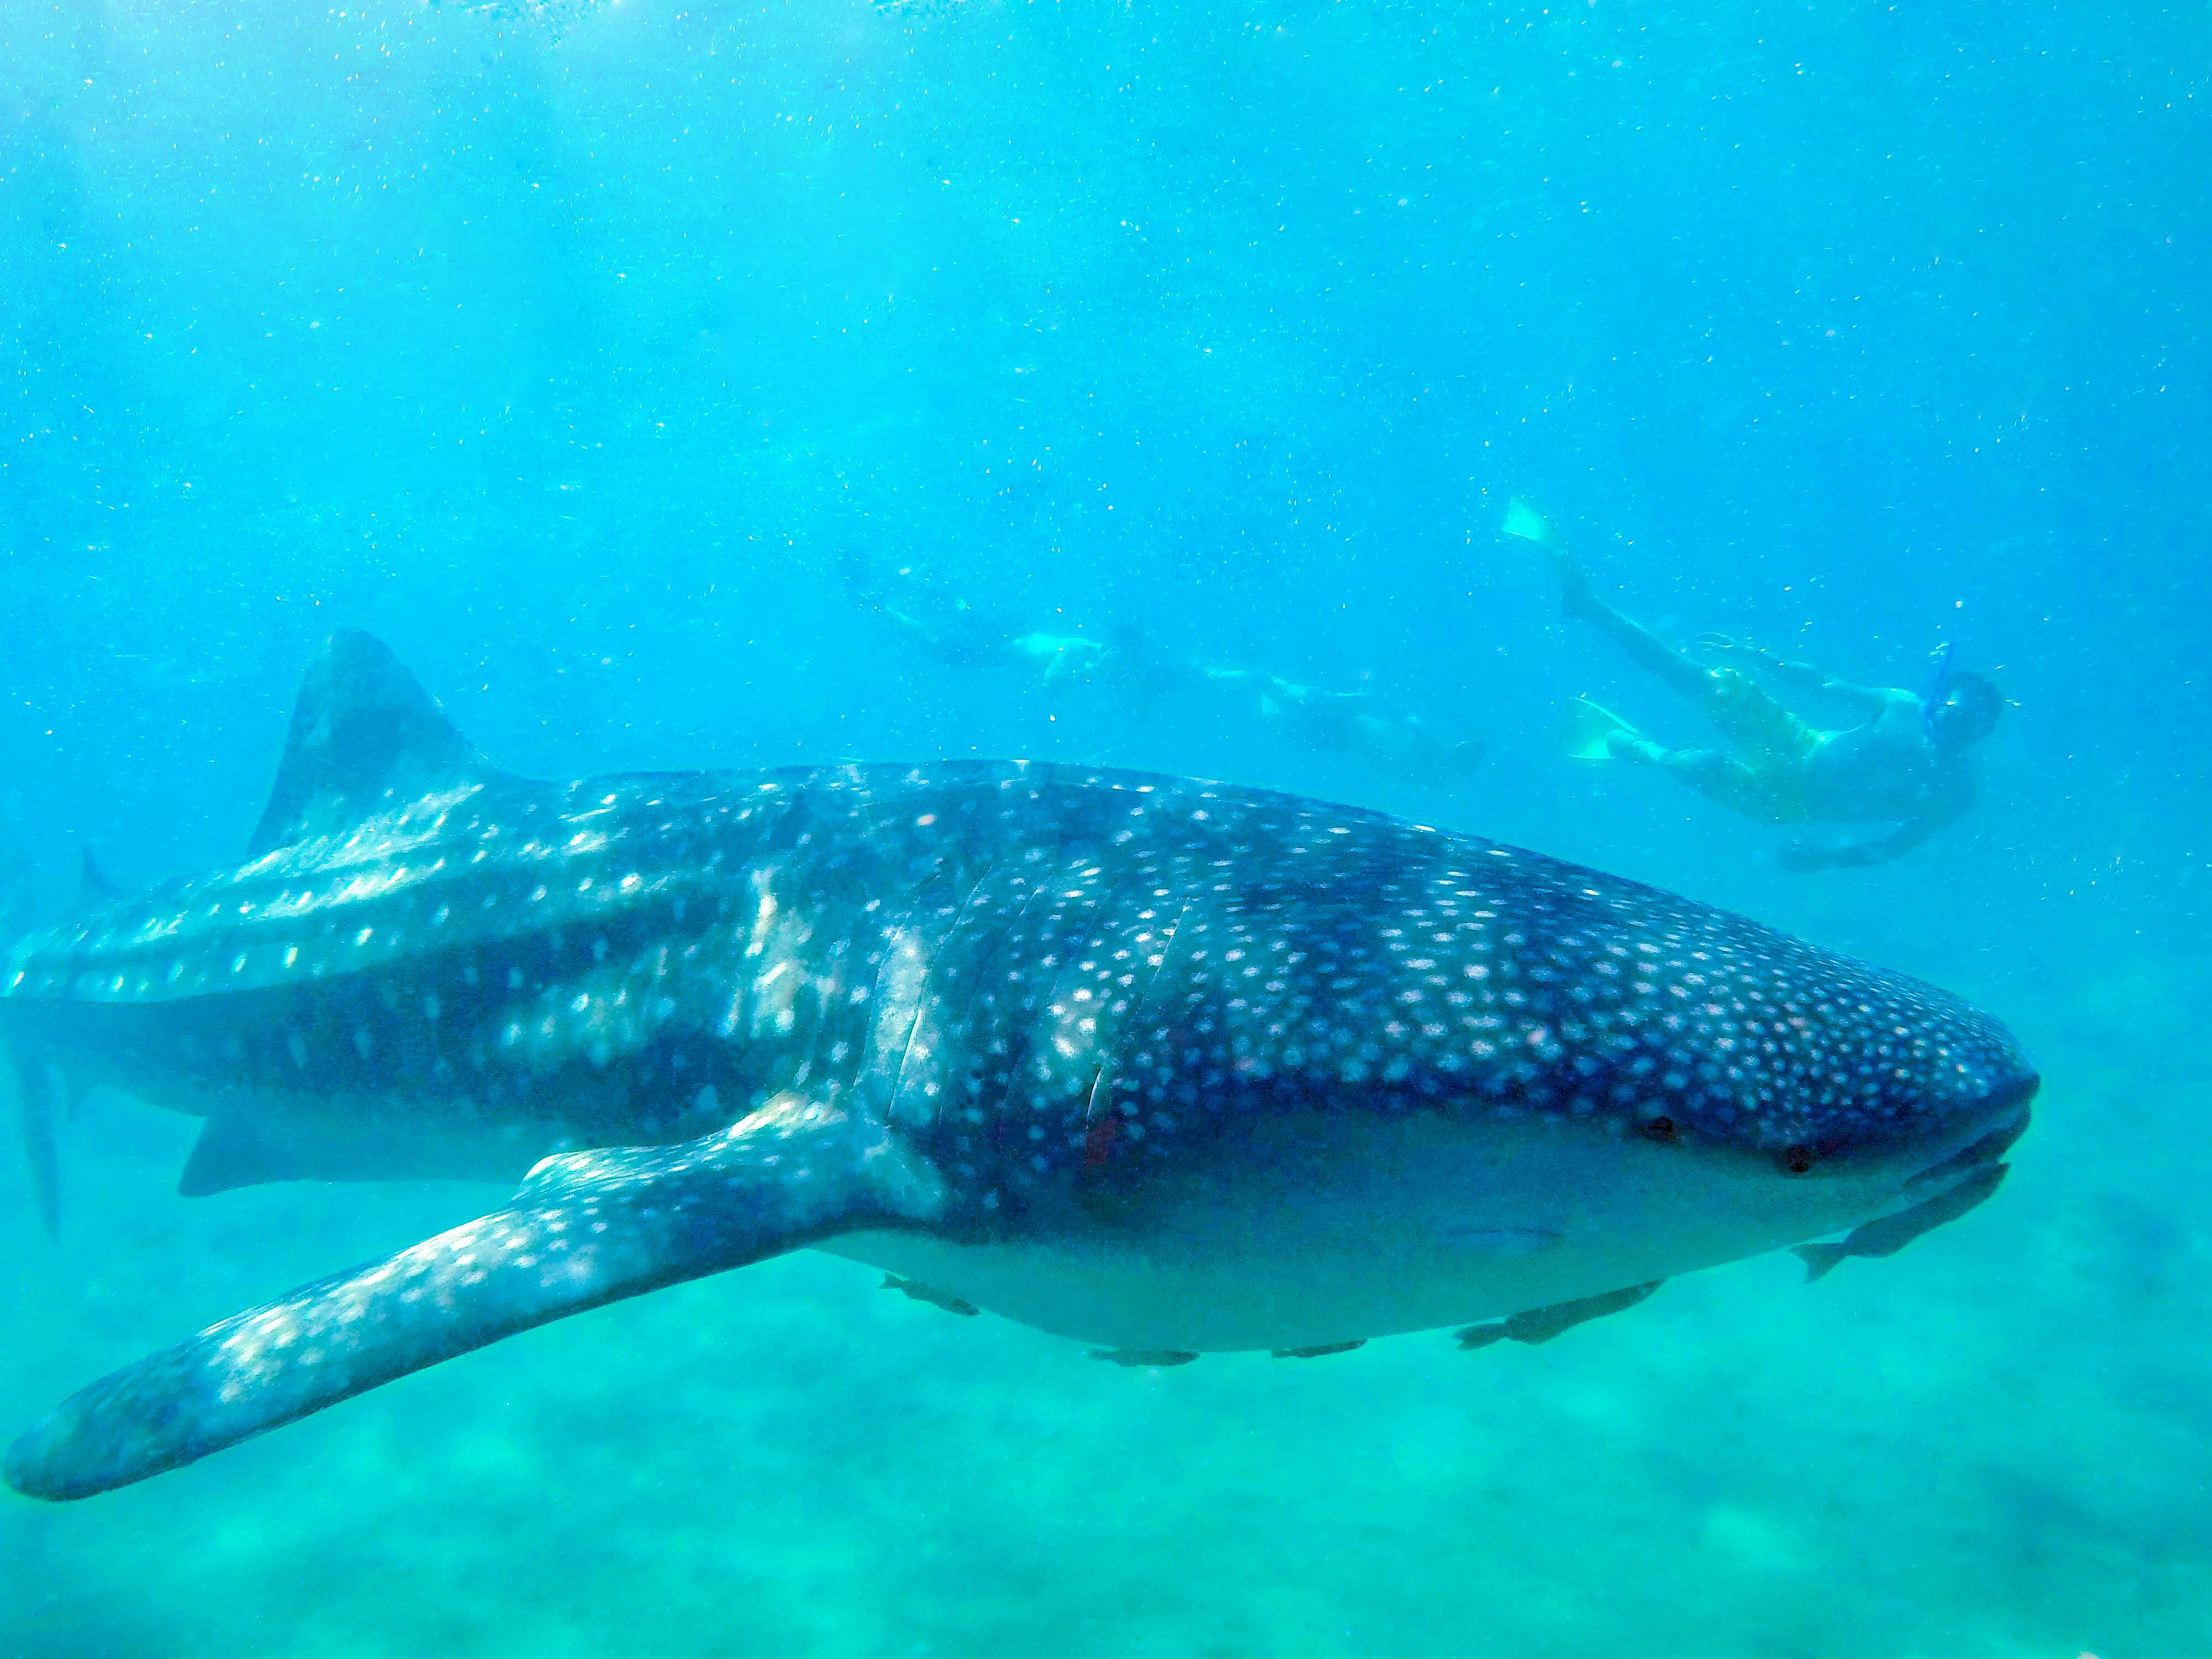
[1502,502,2002,870]
[841,551,1484,789]
[1201,667,1487,789]
[838,551,1114,687]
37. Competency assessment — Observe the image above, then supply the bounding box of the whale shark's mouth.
[1903,1099,2034,1198]
[1790,1082,2034,1283]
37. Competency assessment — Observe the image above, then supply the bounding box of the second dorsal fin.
[247,631,503,858]
[78,846,121,903]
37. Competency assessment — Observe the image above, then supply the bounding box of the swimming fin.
[1500,498,1558,547]
[1562,697,1638,761]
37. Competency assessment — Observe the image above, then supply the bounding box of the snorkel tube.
[1921,643,1958,743]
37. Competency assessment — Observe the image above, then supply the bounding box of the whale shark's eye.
[1782,1145,1816,1175]
[1637,1115,1678,1144]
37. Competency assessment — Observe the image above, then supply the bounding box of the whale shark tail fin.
[3,1098,946,1501]
[0,1044,58,1241]
[248,630,515,859]
[1562,697,1640,761]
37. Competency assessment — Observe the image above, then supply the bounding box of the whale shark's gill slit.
[1014,839,1190,1185]
[874,861,1004,1130]
[1077,888,1196,1140]
[867,858,1048,1159]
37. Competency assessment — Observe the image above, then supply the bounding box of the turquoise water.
[3,1,2207,1653]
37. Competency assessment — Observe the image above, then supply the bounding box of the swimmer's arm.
[1755,657,1894,712]
[1780,787,1970,872]
[1698,637,1891,711]
[1782,819,1935,872]
[834,549,878,605]
[879,604,932,638]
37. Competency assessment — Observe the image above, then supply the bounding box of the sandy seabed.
[2,967,2202,1659]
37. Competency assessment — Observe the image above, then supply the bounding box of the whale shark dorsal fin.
[248,630,505,858]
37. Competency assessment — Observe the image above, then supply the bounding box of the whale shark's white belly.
[824,1109,1892,1352]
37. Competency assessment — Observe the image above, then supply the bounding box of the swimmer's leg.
[1638,743,1731,784]
[1562,696,1789,825]
[1536,549,1713,701]
[835,549,879,609]
[1635,746,1790,824]
[1692,667,1822,770]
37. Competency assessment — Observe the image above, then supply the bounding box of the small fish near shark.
[0,632,2036,1500]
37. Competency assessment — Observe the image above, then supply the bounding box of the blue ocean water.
[2,1,2206,1652]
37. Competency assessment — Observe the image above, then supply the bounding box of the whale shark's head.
[1605,956,2037,1264]
[1118,823,2038,1285]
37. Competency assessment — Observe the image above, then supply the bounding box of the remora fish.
[0,632,2037,1500]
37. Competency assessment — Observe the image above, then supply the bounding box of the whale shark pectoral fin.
[5,1102,944,1501]
[1454,1280,1664,1351]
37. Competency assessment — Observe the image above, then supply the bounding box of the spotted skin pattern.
[0,633,2036,1499]
[7,760,2020,1220]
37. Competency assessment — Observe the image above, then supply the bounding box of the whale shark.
[1,632,2036,1500]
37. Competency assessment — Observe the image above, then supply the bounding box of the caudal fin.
[2,835,59,1236]
[0,1046,59,1240]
